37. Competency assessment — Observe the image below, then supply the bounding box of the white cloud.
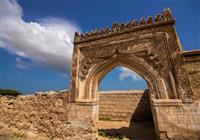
[119,67,143,81]
[0,0,81,73]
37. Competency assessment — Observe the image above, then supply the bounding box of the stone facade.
[184,50,200,100]
[99,90,152,122]
[148,50,200,140]
[0,8,200,140]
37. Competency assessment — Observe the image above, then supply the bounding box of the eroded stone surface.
[0,92,96,140]
[184,50,200,100]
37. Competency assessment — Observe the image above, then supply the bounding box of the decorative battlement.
[74,8,175,43]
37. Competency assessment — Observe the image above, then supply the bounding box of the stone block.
[172,123,188,132]
[187,124,200,133]
[158,107,169,114]
[158,122,173,132]
[192,115,200,124]
[177,114,193,123]
[169,107,184,114]
[164,114,178,123]
[157,114,164,123]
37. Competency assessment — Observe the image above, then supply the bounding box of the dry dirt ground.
[97,121,156,140]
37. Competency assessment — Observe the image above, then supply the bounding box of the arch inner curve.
[83,56,167,102]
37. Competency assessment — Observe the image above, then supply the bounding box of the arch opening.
[97,65,156,140]
[84,56,165,102]
[76,55,173,139]
[99,66,147,91]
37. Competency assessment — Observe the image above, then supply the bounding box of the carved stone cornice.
[74,8,175,44]
[183,50,200,62]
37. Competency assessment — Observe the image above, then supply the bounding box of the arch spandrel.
[69,8,194,103]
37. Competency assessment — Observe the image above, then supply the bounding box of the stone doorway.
[97,66,156,139]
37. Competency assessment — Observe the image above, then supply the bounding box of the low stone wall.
[1,89,200,140]
[0,90,153,139]
[0,92,68,139]
[0,91,96,140]
[99,90,152,122]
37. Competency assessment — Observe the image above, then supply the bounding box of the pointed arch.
[98,66,147,91]
[83,55,168,102]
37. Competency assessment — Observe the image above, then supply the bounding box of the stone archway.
[68,8,196,139]
[69,8,193,103]
[95,63,157,140]
[85,56,163,101]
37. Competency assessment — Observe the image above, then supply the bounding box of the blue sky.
[0,0,199,94]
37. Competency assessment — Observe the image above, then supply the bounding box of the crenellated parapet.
[74,8,175,43]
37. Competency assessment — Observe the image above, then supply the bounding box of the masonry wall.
[99,90,152,122]
[184,50,200,100]
[152,51,200,139]
[152,100,200,140]
[0,90,152,139]
[150,51,200,139]
[1,89,200,140]
[0,91,96,140]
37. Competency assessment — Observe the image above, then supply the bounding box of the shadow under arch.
[84,54,168,102]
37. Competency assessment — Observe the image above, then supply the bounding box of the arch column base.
[67,101,99,139]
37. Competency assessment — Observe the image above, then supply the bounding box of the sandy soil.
[97,121,156,140]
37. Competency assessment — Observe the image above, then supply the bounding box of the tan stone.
[192,115,200,124]
[164,114,178,123]
[158,122,173,132]
[177,115,193,123]
[187,124,200,133]
[172,123,188,132]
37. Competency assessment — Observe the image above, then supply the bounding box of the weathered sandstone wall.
[99,90,152,122]
[0,92,68,140]
[1,88,200,140]
[152,100,200,140]
[150,51,200,139]
[2,90,151,140]
[0,91,96,140]
[152,50,200,139]
[184,50,200,100]
[0,90,152,139]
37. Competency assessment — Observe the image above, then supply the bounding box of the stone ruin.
[0,8,200,140]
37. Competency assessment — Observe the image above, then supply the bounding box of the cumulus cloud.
[119,67,143,81]
[0,0,81,73]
